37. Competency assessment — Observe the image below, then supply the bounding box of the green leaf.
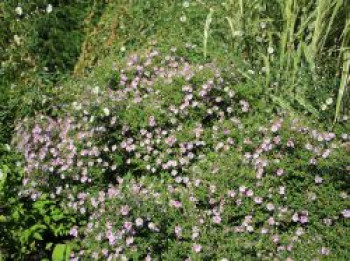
[44,215,51,224]
[33,232,43,241]
[0,215,6,222]
[52,213,64,221]
[52,244,66,261]
[30,224,47,232]
[11,211,20,221]
[45,242,53,250]
[65,245,71,261]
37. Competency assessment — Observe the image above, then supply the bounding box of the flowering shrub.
[13,114,107,198]
[1,0,349,259]
[8,48,349,259]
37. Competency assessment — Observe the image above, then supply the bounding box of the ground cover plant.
[0,0,349,260]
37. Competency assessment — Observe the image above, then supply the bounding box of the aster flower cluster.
[11,48,349,260]
[67,178,172,260]
[13,115,108,199]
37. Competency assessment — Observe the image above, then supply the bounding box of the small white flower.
[13,35,21,45]
[247,69,255,75]
[192,244,202,253]
[72,102,82,110]
[233,30,243,37]
[15,6,23,16]
[321,104,328,111]
[315,175,323,184]
[46,4,53,14]
[267,46,274,54]
[182,1,190,8]
[5,144,11,151]
[148,222,158,231]
[180,15,187,22]
[135,218,143,227]
[326,98,333,105]
[260,22,267,29]
[120,46,126,52]
[320,247,330,255]
[183,1,190,8]
[92,86,99,94]
[103,108,110,116]
[266,203,275,211]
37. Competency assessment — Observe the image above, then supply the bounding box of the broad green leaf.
[52,244,66,261]
[65,245,71,261]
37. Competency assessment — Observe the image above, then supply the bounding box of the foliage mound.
[3,49,348,260]
[0,1,349,260]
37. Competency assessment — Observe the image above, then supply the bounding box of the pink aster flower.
[320,247,330,255]
[261,227,269,234]
[123,222,132,231]
[126,236,134,246]
[213,215,222,224]
[292,211,309,224]
[175,225,182,238]
[227,190,236,198]
[286,139,294,148]
[268,217,275,226]
[299,212,309,224]
[102,249,108,257]
[272,234,280,244]
[170,200,182,209]
[271,122,281,132]
[239,186,247,193]
[310,158,317,165]
[341,209,350,218]
[254,197,263,204]
[276,168,284,176]
[120,205,130,216]
[292,213,299,222]
[192,244,202,253]
[69,227,78,237]
[266,203,275,211]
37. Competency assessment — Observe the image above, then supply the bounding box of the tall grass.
[211,0,349,121]
[334,18,350,123]
[204,8,214,59]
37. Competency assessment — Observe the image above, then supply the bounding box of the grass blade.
[334,50,350,124]
[204,8,214,59]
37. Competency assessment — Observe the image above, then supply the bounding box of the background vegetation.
[0,0,349,260]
